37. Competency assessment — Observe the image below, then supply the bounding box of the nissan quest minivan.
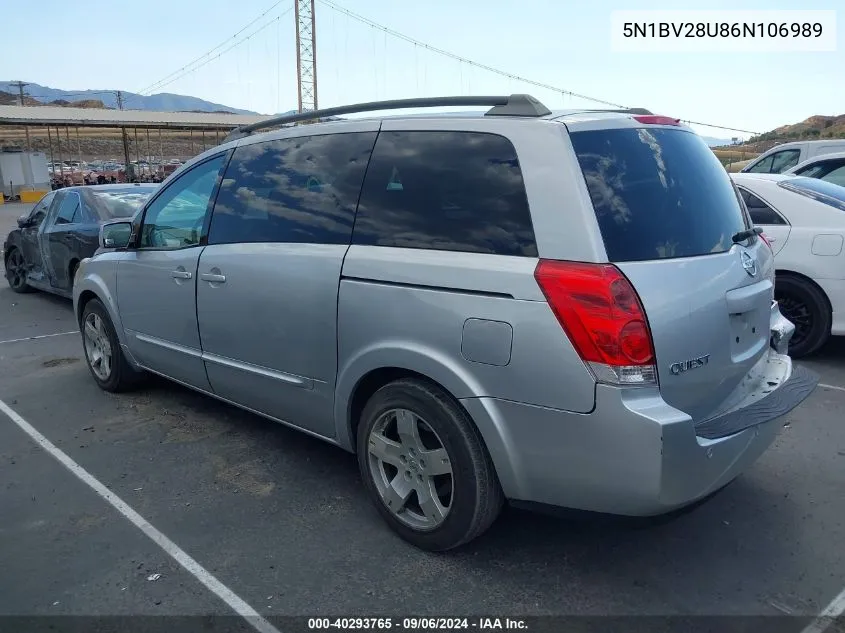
[71,95,818,551]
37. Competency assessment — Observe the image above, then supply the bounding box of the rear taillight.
[760,232,773,250]
[534,260,657,386]
[633,115,681,126]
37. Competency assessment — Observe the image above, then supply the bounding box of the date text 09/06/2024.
[307,617,528,630]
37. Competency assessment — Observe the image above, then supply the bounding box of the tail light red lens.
[633,115,681,126]
[534,260,656,377]
[760,232,773,250]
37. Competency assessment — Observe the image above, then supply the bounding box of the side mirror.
[17,214,30,228]
[99,220,133,250]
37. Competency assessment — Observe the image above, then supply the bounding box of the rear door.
[196,128,378,438]
[569,124,775,422]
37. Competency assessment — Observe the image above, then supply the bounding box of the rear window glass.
[570,128,748,262]
[89,187,157,219]
[779,177,845,212]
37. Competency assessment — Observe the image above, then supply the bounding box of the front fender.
[73,256,136,366]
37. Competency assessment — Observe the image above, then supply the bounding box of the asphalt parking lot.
[2,201,845,631]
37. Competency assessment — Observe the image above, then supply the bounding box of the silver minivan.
[73,95,818,551]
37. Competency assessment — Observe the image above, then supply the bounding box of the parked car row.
[3,184,157,297]
[4,95,829,551]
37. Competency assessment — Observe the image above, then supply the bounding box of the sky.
[1,0,842,140]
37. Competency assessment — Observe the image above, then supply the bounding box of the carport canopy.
[0,105,267,131]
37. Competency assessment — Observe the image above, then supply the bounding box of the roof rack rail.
[223,94,552,142]
[557,107,654,116]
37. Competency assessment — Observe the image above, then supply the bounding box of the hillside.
[723,114,845,153]
[0,81,257,115]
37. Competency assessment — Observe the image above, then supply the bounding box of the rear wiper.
[732,226,763,244]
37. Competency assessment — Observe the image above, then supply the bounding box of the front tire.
[81,298,143,392]
[357,379,503,551]
[4,247,33,294]
[775,275,831,358]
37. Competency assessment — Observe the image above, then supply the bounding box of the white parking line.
[0,330,78,345]
[800,587,845,633]
[0,398,281,633]
[819,383,845,393]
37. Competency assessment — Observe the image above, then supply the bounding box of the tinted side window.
[746,155,775,174]
[821,165,845,187]
[353,131,537,257]
[55,193,80,225]
[208,132,377,245]
[769,149,801,173]
[28,192,56,227]
[140,154,227,249]
[738,188,786,225]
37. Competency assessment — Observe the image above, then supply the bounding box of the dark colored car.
[3,184,157,298]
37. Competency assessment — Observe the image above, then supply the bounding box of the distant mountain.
[700,136,737,148]
[0,81,259,114]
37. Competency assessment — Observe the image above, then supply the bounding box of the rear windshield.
[779,176,845,212]
[89,187,156,219]
[570,128,747,262]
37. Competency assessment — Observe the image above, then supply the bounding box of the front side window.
[208,132,377,245]
[352,131,537,257]
[28,192,56,227]
[769,150,802,173]
[746,154,774,173]
[140,154,227,249]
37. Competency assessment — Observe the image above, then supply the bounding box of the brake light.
[633,115,681,126]
[534,260,657,385]
[760,232,773,250]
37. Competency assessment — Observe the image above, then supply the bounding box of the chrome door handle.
[200,273,226,283]
[171,270,192,279]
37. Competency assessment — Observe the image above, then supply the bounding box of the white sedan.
[732,173,845,357]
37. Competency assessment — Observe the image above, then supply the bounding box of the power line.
[126,7,293,105]
[137,0,291,96]
[316,0,625,109]
[317,0,761,136]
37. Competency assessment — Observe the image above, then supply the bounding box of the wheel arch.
[335,346,521,499]
[775,268,833,317]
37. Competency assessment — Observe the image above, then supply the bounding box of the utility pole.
[294,0,318,113]
[117,91,133,182]
[10,80,29,106]
[10,81,31,151]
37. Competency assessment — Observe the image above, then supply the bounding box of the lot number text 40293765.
[306,617,528,630]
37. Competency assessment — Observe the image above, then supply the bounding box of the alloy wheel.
[83,312,113,381]
[367,408,454,531]
[5,250,26,290]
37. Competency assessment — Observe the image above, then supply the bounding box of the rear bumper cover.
[460,304,818,516]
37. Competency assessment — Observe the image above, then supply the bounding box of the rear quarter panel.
[334,247,598,450]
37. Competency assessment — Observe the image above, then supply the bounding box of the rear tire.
[81,298,144,392]
[775,274,831,358]
[357,379,503,551]
[4,247,33,294]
